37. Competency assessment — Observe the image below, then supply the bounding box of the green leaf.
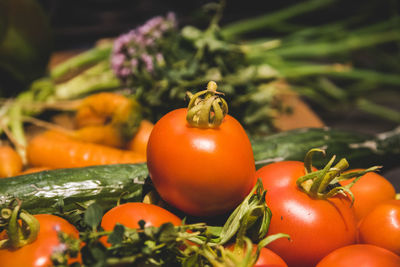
[84,203,103,230]
[107,224,125,245]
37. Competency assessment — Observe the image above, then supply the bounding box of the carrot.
[126,120,154,157]
[73,92,142,147]
[19,167,52,175]
[26,130,146,169]
[75,92,140,127]
[72,124,125,148]
[0,145,23,178]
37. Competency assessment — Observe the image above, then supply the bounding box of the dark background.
[13,0,400,187]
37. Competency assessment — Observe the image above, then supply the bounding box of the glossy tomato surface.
[316,244,400,267]
[147,108,256,216]
[257,161,357,267]
[341,169,396,221]
[0,214,80,267]
[254,247,288,267]
[226,244,288,267]
[100,202,182,246]
[358,199,400,255]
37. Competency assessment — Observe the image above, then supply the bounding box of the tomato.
[340,169,396,221]
[257,161,357,267]
[146,108,256,216]
[0,214,80,267]
[316,244,400,267]
[100,202,182,246]
[254,247,288,267]
[357,199,400,255]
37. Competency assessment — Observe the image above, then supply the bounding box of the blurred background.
[1,0,399,184]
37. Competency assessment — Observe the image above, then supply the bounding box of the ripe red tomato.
[226,243,288,267]
[257,161,357,267]
[100,202,182,246]
[0,214,80,267]
[340,169,396,221]
[254,247,288,267]
[316,244,400,267]
[146,108,256,216]
[358,199,400,255]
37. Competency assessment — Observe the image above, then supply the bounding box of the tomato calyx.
[297,148,381,202]
[0,199,39,249]
[186,81,228,128]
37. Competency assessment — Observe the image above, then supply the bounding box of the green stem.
[356,98,400,123]
[50,42,112,80]
[270,31,400,58]
[54,61,121,100]
[186,81,228,128]
[0,200,40,249]
[220,0,335,39]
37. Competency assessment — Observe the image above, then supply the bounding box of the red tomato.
[340,169,396,221]
[257,161,357,267]
[254,247,288,267]
[146,108,256,216]
[226,244,288,267]
[0,214,80,267]
[100,202,182,246]
[316,244,400,267]
[358,199,400,255]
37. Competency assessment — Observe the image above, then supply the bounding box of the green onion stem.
[220,0,336,39]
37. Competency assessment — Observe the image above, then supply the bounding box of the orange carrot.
[72,124,125,148]
[26,130,146,169]
[19,167,52,175]
[0,145,23,178]
[73,92,142,147]
[126,120,154,157]
[75,92,139,128]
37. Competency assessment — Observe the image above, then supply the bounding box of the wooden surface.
[49,51,324,131]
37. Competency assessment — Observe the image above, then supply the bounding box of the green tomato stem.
[297,148,381,200]
[0,199,40,249]
[186,81,228,128]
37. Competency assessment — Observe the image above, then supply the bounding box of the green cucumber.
[0,127,398,215]
[252,126,400,170]
[0,163,149,215]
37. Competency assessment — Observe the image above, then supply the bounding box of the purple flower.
[111,12,178,81]
[141,53,154,72]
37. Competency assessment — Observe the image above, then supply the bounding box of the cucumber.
[252,126,400,170]
[0,127,398,215]
[0,163,149,215]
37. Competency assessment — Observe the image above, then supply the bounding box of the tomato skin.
[100,202,182,246]
[226,244,288,267]
[257,161,357,267]
[254,247,288,267]
[340,170,396,221]
[358,199,400,255]
[0,214,80,267]
[146,108,256,216]
[316,244,400,267]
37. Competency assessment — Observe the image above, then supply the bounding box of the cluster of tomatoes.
[0,82,399,267]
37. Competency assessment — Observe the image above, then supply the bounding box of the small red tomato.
[226,243,288,267]
[0,214,80,267]
[100,202,182,246]
[341,170,396,221]
[254,247,288,267]
[257,161,357,267]
[316,244,400,267]
[358,199,400,255]
[147,105,256,216]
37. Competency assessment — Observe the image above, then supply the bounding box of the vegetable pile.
[0,1,399,266]
[1,81,399,266]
